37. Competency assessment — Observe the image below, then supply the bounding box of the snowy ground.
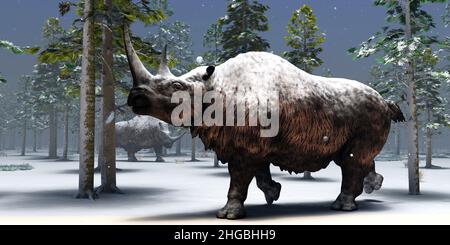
[0,150,450,225]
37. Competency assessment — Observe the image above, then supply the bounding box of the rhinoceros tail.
[386,100,405,123]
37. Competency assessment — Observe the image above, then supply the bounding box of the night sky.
[0,0,447,90]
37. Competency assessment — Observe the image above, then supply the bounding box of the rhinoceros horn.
[169,131,186,143]
[158,44,174,78]
[123,25,174,86]
[123,24,155,87]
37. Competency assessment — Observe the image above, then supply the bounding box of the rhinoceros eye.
[172,82,184,90]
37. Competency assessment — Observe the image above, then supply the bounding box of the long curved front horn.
[169,131,186,143]
[158,44,174,78]
[123,24,155,86]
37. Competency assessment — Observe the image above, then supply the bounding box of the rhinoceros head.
[124,25,215,124]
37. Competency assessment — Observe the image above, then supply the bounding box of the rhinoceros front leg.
[255,163,281,205]
[154,145,165,162]
[127,150,138,162]
[217,162,256,220]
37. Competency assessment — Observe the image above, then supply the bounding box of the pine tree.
[283,4,325,73]
[370,64,404,155]
[16,76,33,156]
[415,48,449,168]
[349,0,448,195]
[203,22,223,65]
[283,4,325,179]
[0,41,38,83]
[146,20,194,75]
[220,0,270,60]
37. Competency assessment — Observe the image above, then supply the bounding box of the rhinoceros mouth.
[131,106,151,116]
[128,94,151,115]
[131,94,151,108]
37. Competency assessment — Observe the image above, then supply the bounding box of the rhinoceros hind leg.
[217,162,256,220]
[332,161,367,211]
[217,199,246,220]
[255,163,281,205]
[363,170,384,194]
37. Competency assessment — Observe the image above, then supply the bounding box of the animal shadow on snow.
[133,199,389,222]
[374,188,450,202]
[419,165,450,170]
[16,155,60,161]
[279,175,338,183]
[207,171,285,178]
[190,165,227,170]
[116,159,161,163]
[0,187,173,210]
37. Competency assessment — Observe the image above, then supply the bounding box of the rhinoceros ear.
[202,66,215,81]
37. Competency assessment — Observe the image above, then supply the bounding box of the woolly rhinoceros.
[115,115,184,162]
[123,25,405,219]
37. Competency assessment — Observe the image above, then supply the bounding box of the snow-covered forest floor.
[1,150,450,224]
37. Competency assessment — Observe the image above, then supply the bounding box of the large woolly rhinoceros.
[116,115,183,162]
[123,26,405,219]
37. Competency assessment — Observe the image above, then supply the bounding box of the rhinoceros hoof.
[363,172,384,194]
[264,182,282,205]
[216,200,246,220]
[331,193,358,211]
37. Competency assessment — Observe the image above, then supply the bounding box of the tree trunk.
[402,0,420,195]
[395,123,401,155]
[96,103,103,172]
[96,0,120,194]
[9,128,16,150]
[191,136,197,161]
[37,129,42,149]
[20,120,27,156]
[76,132,80,154]
[62,103,69,160]
[48,105,58,158]
[425,105,434,168]
[303,171,313,180]
[77,0,96,199]
[175,140,182,156]
[32,127,37,152]
[425,126,432,168]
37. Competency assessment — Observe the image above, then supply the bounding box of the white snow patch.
[1,152,450,224]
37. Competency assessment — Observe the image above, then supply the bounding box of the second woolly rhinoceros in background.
[115,115,184,162]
